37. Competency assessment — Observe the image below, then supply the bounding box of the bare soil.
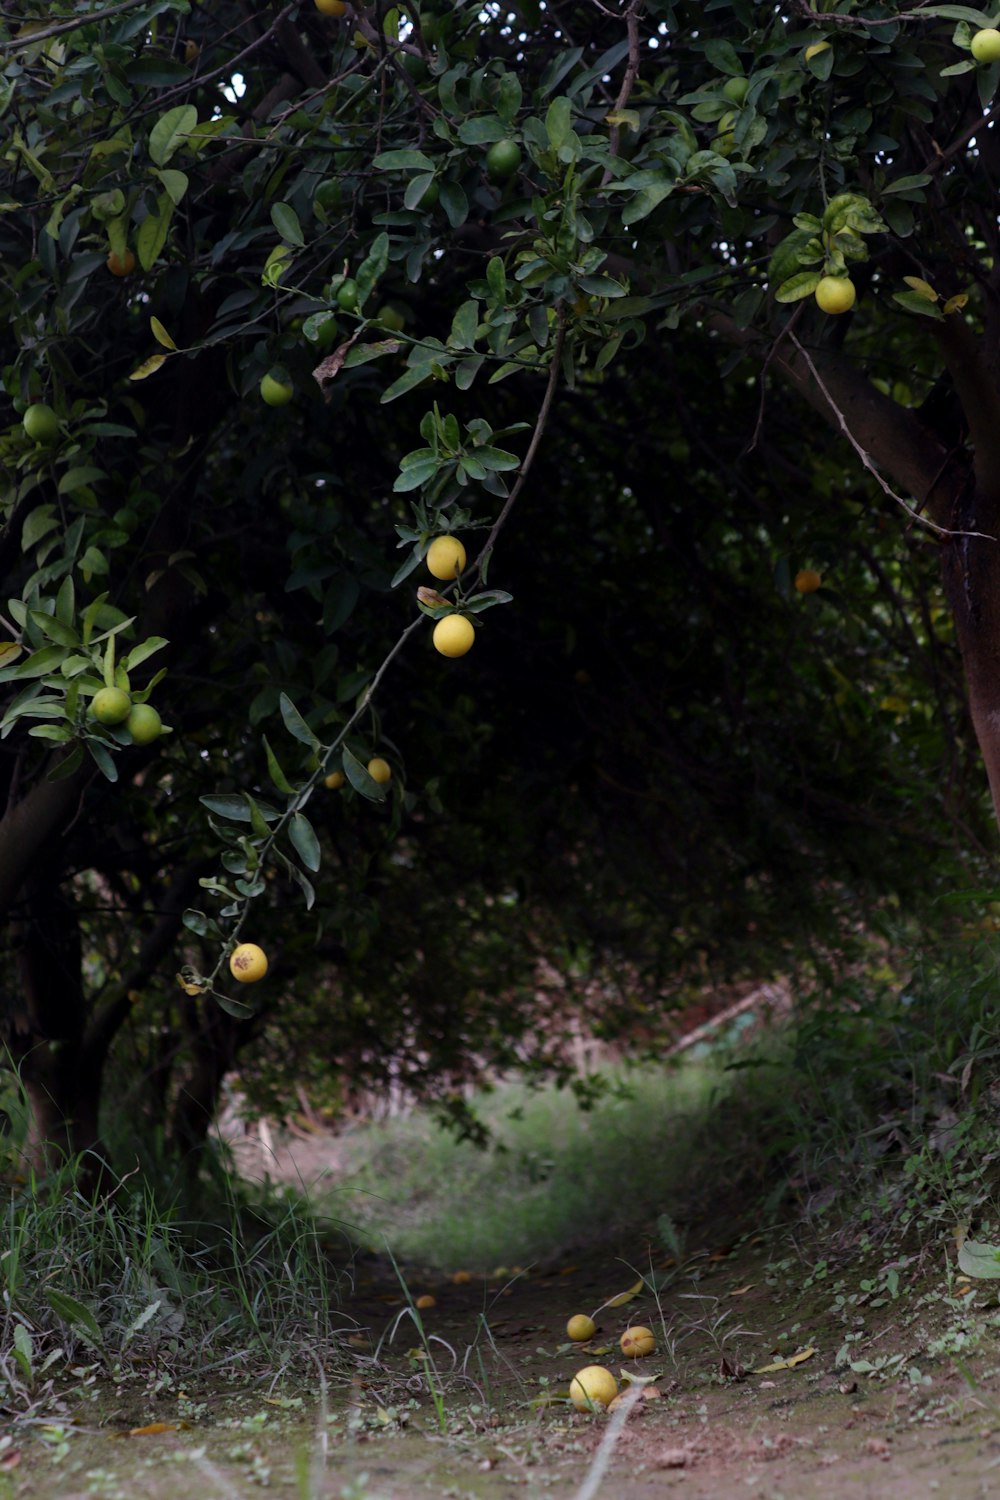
[8,1227,1000,1499]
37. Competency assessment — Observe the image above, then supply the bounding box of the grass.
[314,1059,749,1270]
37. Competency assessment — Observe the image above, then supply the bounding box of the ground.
[7,1225,1000,1499]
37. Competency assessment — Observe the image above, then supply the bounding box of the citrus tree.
[1,0,998,1171]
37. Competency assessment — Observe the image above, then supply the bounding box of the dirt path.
[10,1229,1000,1499]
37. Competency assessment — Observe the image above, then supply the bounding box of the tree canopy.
[2,0,998,1172]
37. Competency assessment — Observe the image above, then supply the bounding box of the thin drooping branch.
[787,332,994,540]
[600,0,644,186]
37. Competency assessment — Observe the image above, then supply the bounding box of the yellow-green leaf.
[754,1346,815,1374]
[150,317,177,351]
[129,354,167,381]
[902,275,939,302]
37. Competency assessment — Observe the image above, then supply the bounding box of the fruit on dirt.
[433,615,475,658]
[814,275,856,314]
[452,1269,472,1284]
[566,1314,597,1342]
[426,535,466,580]
[794,568,822,594]
[324,770,346,789]
[126,704,162,744]
[106,249,136,277]
[22,403,59,443]
[91,686,132,725]
[415,1294,436,1309]
[619,1325,656,1358]
[367,756,392,785]
[229,942,269,983]
[485,138,522,182]
[569,1365,619,1411]
[971,27,1000,63]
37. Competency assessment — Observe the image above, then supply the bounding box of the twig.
[747,303,805,452]
[8,0,151,51]
[475,316,568,580]
[787,331,995,541]
[601,1,644,186]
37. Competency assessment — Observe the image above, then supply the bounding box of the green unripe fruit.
[722,76,749,105]
[971,27,1000,63]
[314,179,342,211]
[91,687,132,725]
[485,138,522,183]
[23,403,59,444]
[126,703,162,744]
[260,373,294,406]
[336,278,359,310]
[375,304,406,332]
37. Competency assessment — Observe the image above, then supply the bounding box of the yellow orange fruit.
[229,943,268,984]
[619,1325,656,1358]
[126,704,162,744]
[367,756,392,785]
[415,1294,436,1309]
[91,687,132,725]
[23,403,59,444]
[426,535,466,580]
[315,0,347,12]
[794,568,822,594]
[569,1365,618,1411]
[971,27,1000,63]
[324,770,346,789]
[107,249,136,277]
[814,275,856,314]
[567,1314,597,1342]
[433,615,475,658]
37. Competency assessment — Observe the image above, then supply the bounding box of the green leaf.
[45,1289,102,1343]
[893,290,945,319]
[774,270,822,303]
[883,173,933,195]
[153,168,189,205]
[959,1240,1000,1279]
[124,636,168,671]
[30,611,78,647]
[279,693,320,749]
[215,991,254,1020]
[270,201,305,248]
[487,256,507,302]
[450,299,480,350]
[342,744,388,802]
[22,505,58,551]
[546,96,572,152]
[200,794,253,822]
[149,104,198,166]
[381,365,436,403]
[373,148,436,172]
[87,739,118,782]
[289,811,322,872]
[58,466,106,494]
[263,735,295,795]
[137,192,174,271]
[47,744,84,782]
[356,231,390,308]
[0,645,66,682]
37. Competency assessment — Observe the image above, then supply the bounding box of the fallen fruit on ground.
[426,535,467,580]
[229,943,268,984]
[433,615,475,658]
[324,770,346,789]
[971,27,1000,63]
[567,1314,597,1342]
[367,756,392,785]
[260,373,294,406]
[415,1295,436,1309]
[91,687,132,725]
[127,704,162,745]
[452,1270,472,1284]
[620,1325,656,1358]
[794,568,822,594]
[22,403,59,444]
[814,275,856,314]
[569,1365,619,1411]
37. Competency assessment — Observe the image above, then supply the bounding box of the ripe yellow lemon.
[794,568,822,594]
[229,943,268,984]
[814,275,856,314]
[619,1325,656,1358]
[127,704,162,744]
[569,1365,618,1411]
[971,27,1000,63]
[91,687,132,725]
[426,536,467,580]
[367,757,392,785]
[566,1314,597,1342]
[433,615,475,658]
[315,0,347,13]
[324,770,346,789]
[23,403,59,444]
